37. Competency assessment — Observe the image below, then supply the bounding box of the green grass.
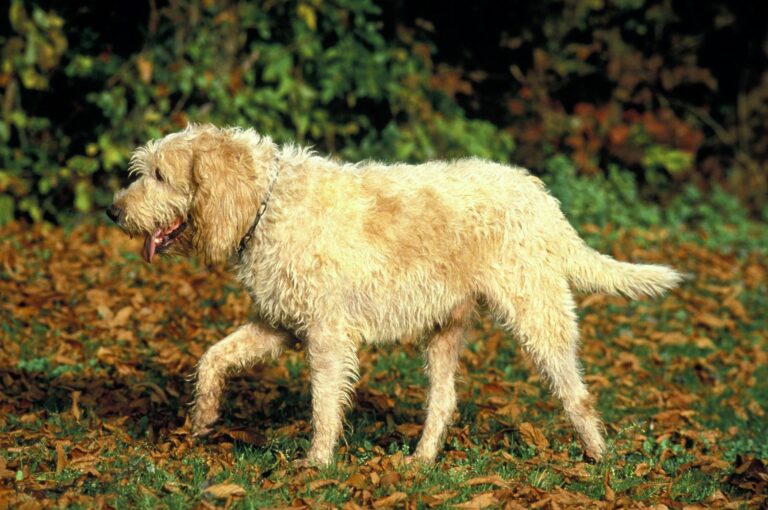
[1,214,766,508]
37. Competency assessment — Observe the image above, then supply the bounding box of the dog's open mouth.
[142,218,187,263]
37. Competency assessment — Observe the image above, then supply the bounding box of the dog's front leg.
[304,329,359,466]
[191,321,290,436]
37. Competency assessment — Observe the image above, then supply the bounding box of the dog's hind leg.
[409,301,473,464]
[191,322,289,437]
[304,326,360,466]
[488,276,606,461]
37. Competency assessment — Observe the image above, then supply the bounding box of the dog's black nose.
[106,204,123,224]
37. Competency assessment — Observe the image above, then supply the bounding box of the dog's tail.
[563,241,684,299]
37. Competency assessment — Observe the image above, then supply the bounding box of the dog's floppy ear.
[189,129,271,264]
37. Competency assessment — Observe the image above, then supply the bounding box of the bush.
[390,0,767,211]
[545,155,767,252]
[1,0,764,228]
[0,0,513,224]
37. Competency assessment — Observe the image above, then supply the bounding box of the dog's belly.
[244,267,473,344]
[340,274,474,344]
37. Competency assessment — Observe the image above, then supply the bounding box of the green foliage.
[0,0,512,224]
[544,155,767,252]
[1,0,764,232]
[545,155,662,230]
[1,0,68,223]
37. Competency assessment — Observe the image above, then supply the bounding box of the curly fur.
[108,123,683,466]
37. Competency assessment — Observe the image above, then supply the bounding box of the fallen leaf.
[56,443,67,473]
[604,469,615,501]
[71,391,82,422]
[634,462,651,476]
[694,313,733,330]
[308,479,338,491]
[204,483,246,498]
[454,492,498,509]
[395,423,422,438]
[346,473,367,489]
[465,475,511,488]
[379,472,401,487]
[372,491,407,508]
[422,490,458,507]
[519,422,549,449]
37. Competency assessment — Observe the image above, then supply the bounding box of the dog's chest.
[233,251,314,331]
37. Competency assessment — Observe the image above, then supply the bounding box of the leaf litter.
[0,221,766,508]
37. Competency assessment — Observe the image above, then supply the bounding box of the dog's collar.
[237,158,280,256]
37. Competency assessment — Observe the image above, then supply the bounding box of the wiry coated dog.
[107,124,682,466]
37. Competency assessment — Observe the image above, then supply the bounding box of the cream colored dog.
[107,124,682,466]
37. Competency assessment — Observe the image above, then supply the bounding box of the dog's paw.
[581,437,606,463]
[190,405,219,437]
[291,458,318,470]
[191,424,214,438]
[404,453,435,466]
[583,449,604,464]
[582,442,605,463]
[300,448,334,469]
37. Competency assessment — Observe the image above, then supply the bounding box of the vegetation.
[1,0,766,223]
[0,222,766,508]
[1,0,766,507]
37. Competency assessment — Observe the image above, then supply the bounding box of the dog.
[107,123,682,466]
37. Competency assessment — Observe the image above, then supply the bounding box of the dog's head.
[107,124,274,265]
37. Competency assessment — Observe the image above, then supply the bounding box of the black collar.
[237,161,279,256]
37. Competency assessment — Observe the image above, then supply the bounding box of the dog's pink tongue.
[142,228,162,263]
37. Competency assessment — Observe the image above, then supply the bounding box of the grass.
[1,217,766,508]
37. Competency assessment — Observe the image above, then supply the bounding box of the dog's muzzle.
[106,204,125,225]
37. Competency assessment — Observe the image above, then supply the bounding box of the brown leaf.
[724,297,749,321]
[653,409,696,425]
[221,428,266,445]
[379,472,401,487]
[308,479,338,491]
[372,491,407,508]
[653,331,688,345]
[634,462,651,476]
[604,469,615,501]
[109,306,133,328]
[555,462,591,481]
[422,490,458,507]
[162,482,184,494]
[136,55,153,83]
[55,443,67,473]
[694,313,734,330]
[518,422,549,449]
[495,402,521,420]
[395,423,422,438]
[388,451,405,468]
[204,482,246,498]
[454,492,499,509]
[693,336,715,349]
[346,473,367,489]
[695,455,731,472]
[743,263,765,289]
[71,391,82,422]
[747,400,764,417]
[465,475,511,489]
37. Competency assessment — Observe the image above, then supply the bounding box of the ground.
[0,221,766,509]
